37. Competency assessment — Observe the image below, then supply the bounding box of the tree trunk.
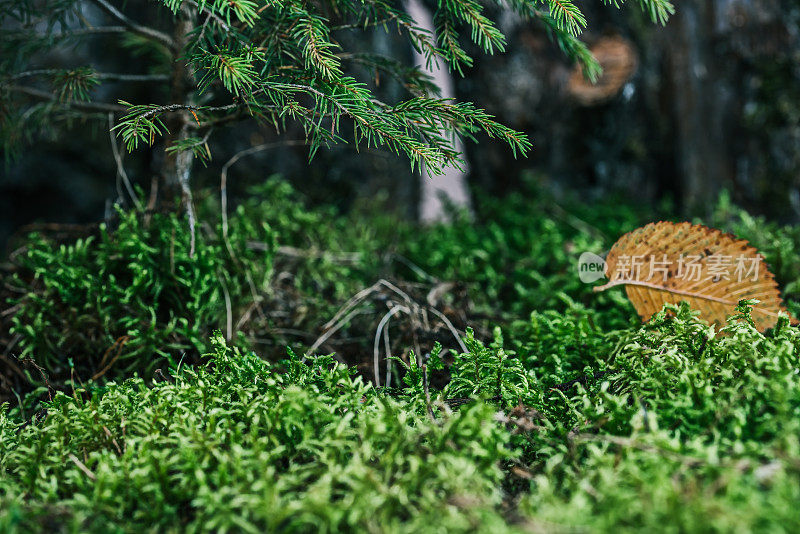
[404,0,473,222]
[159,6,196,208]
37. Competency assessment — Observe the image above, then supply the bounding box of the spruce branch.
[533,11,601,81]
[638,0,674,24]
[112,96,275,150]
[166,128,214,166]
[183,0,233,31]
[601,0,674,25]
[442,0,506,53]
[293,10,343,80]
[546,0,587,36]
[336,53,439,96]
[2,0,674,204]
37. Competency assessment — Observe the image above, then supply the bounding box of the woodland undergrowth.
[1,178,799,531]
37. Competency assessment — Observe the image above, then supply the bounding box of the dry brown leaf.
[594,221,797,331]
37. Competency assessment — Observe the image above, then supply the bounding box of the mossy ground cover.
[1,178,800,532]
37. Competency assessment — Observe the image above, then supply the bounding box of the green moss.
[0,337,513,533]
[3,180,800,530]
[8,206,274,385]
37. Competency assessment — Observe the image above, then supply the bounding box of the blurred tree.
[1,0,673,240]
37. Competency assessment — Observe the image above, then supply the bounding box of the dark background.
[2,0,799,253]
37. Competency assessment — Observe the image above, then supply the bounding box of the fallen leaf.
[594,221,796,331]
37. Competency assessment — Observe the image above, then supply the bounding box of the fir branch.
[268,80,440,171]
[546,0,587,36]
[533,11,601,81]
[166,129,214,166]
[112,96,274,149]
[97,73,171,82]
[337,53,439,96]
[441,0,506,53]
[363,0,439,67]
[637,0,674,25]
[183,0,232,31]
[293,10,342,80]
[113,101,170,150]
[434,12,474,74]
[211,0,259,27]
[2,0,674,195]
[193,47,263,96]
[601,0,674,25]
[51,67,99,101]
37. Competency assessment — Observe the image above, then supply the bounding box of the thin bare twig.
[52,26,127,38]
[220,140,307,252]
[89,0,175,49]
[184,0,232,31]
[7,70,169,83]
[92,336,129,380]
[427,306,467,353]
[307,306,369,358]
[383,323,392,387]
[264,245,362,264]
[7,85,125,113]
[373,305,405,387]
[393,253,438,283]
[108,113,143,211]
[219,273,233,341]
[323,282,382,331]
[68,453,97,480]
[0,352,26,382]
[102,426,123,455]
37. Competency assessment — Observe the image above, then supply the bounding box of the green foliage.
[0,336,513,532]
[3,179,800,530]
[8,178,800,404]
[397,180,645,326]
[7,206,274,386]
[113,102,170,151]
[444,327,529,406]
[0,0,673,172]
[3,300,800,530]
[514,301,800,531]
[198,176,646,362]
[393,342,443,402]
[509,303,619,388]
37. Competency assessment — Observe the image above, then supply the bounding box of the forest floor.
[1,177,800,532]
